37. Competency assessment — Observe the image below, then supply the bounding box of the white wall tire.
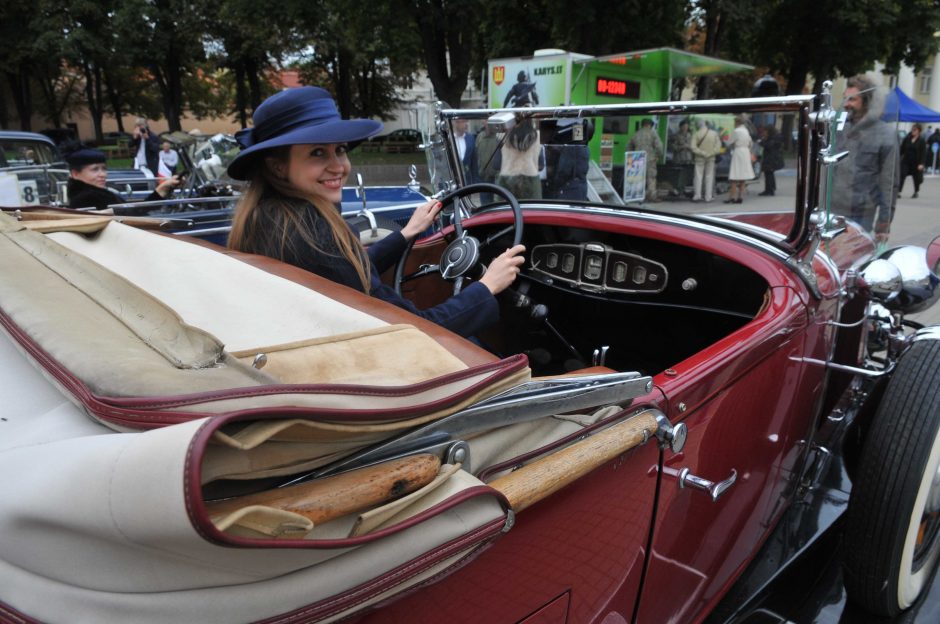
[843,338,940,616]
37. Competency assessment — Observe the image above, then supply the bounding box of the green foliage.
[696,0,940,94]
[291,0,422,118]
[478,0,685,62]
[3,0,937,132]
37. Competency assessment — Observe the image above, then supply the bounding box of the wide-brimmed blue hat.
[227,86,383,180]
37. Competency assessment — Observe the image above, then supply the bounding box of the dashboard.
[529,242,668,295]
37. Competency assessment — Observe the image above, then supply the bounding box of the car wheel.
[843,338,940,616]
[345,214,402,245]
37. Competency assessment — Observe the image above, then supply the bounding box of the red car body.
[2,92,938,624]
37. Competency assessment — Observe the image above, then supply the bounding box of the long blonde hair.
[228,148,371,292]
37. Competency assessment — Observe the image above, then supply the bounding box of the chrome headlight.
[859,258,902,304]
[879,246,940,313]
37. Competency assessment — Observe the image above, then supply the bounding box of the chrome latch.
[676,467,737,502]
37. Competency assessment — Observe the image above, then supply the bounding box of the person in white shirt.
[159,141,179,177]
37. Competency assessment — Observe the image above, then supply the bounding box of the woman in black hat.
[227,86,525,338]
[64,144,181,211]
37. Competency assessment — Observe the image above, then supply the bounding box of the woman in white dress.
[725,116,755,204]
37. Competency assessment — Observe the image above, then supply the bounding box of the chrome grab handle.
[677,468,737,502]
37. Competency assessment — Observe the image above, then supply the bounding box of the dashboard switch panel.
[530,243,668,294]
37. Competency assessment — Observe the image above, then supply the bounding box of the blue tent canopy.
[882,86,940,122]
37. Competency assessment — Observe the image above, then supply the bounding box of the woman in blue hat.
[227,86,525,338]
[64,144,181,211]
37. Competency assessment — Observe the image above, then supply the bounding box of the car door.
[635,283,827,623]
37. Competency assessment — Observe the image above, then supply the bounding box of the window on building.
[920,67,932,94]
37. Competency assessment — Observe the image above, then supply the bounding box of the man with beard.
[829,75,898,244]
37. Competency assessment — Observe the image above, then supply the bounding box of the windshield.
[428,98,814,245]
[187,133,240,181]
[161,131,240,183]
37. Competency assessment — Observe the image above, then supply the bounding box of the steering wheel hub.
[441,237,481,279]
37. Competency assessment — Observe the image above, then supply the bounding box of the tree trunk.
[36,70,63,129]
[8,68,32,131]
[234,61,248,128]
[165,55,184,132]
[92,65,105,141]
[696,1,724,100]
[0,88,8,128]
[247,58,263,113]
[412,0,468,108]
[82,61,103,140]
[335,49,353,118]
[104,71,126,133]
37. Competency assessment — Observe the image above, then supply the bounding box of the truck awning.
[576,47,753,79]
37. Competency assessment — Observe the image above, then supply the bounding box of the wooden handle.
[206,454,441,524]
[488,410,659,513]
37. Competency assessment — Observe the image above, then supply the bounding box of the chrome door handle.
[677,468,737,502]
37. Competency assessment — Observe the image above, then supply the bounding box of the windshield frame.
[434,95,820,253]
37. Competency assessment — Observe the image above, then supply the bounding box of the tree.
[291,0,422,118]
[685,0,771,99]
[205,0,298,128]
[0,1,48,129]
[113,0,213,132]
[477,0,686,93]
[700,0,940,96]
[404,0,480,108]
[46,0,125,140]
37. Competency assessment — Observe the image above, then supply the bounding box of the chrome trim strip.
[441,95,816,119]
[474,203,795,262]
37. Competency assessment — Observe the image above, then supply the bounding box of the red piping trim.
[0,308,528,429]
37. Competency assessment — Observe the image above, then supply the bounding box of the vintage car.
[1,87,939,624]
[105,131,428,244]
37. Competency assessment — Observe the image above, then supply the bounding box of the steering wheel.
[394,183,523,297]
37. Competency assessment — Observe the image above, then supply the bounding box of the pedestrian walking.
[725,116,754,204]
[757,125,784,196]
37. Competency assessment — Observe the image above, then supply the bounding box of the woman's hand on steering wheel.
[401,199,443,240]
[479,244,526,295]
[394,183,524,296]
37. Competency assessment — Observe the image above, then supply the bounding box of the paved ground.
[881,173,940,326]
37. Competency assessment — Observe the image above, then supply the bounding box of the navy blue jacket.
[247,199,499,338]
[460,132,478,183]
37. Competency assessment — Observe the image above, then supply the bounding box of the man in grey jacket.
[830,75,898,243]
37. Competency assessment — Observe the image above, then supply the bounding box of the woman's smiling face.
[285,143,350,203]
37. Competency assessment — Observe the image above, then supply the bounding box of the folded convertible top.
[0,213,529,430]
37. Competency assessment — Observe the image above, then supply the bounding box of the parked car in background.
[38,127,78,148]
[0,130,161,207]
[0,130,68,206]
[100,131,133,146]
[366,128,422,153]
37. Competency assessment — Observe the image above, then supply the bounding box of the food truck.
[486,47,753,196]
